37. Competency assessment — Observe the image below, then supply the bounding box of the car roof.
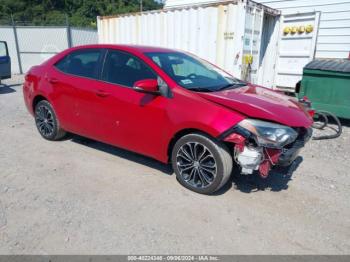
[71,44,178,54]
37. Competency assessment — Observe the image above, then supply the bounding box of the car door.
[50,48,106,138]
[91,49,170,159]
[0,41,11,81]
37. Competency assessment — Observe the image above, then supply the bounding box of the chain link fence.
[0,16,97,74]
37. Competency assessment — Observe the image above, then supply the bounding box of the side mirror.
[133,79,160,95]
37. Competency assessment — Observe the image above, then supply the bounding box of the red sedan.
[23,45,313,194]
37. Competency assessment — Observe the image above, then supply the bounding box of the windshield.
[144,52,246,92]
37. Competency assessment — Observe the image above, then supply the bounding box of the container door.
[273,12,320,91]
[241,4,264,84]
[0,41,11,81]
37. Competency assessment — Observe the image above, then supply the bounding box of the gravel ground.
[0,75,349,254]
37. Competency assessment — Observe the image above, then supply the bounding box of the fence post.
[66,14,72,48]
[11,15,23,74]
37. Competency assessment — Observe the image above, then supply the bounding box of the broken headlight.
[237,119,298,148]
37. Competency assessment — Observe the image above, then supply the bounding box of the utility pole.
[65,14,72,48]
[140,0,143,12]
[11,14,23,74]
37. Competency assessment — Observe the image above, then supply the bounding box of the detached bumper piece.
[226,127,312,178]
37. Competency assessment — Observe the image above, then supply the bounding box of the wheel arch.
[32,95,48,112]
[167,128,217,162]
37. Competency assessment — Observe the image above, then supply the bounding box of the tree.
[0,0,163,27]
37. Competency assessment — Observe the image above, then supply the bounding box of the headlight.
[237,119,298,148]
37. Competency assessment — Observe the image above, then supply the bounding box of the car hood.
[197,84,313,128]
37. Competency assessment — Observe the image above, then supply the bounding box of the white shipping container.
[97,0,280,87]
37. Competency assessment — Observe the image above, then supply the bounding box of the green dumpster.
[298,59,350,119]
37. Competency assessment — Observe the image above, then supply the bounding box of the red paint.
[308,109,315,118]
[224,133,246,152]
[23,44,313,163]
[259,161,271,178]
[198,85,313,127]
[266,148,282,164]
[298,95,314,118]
[259,148,281,178]
[224,133,246,144]
[133,79,159,93]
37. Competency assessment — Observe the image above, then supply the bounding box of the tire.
[34,100,66,141]
[171,133,233,194]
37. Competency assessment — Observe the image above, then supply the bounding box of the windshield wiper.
[186,87,214,92]
[216,82,246,91]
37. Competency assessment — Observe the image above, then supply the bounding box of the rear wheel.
[171,133,233,194]
[34,100,66,141]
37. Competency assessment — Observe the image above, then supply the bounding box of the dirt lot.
[0,75,349,254]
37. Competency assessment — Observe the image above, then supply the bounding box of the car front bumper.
[277,127,313,166]
[229,127,313,177]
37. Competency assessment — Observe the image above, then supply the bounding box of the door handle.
[48,78,59,84]
[96,90,110,97]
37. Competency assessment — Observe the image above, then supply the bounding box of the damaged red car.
[23,45,313,194]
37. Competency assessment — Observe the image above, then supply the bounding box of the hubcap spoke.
[193,143,200,160]
[196,168,205,186]
[199,154,211,163]
[179,147,192,162]
[187,143,195,159]
[197,145,206,162]
[39,124,45,132]
[180,165,195,173]
[178,162,193,168]
[199,169,212,184]
[201,162,216,169]
[185,167,196,182]
[200,166,216,175]
[43,107,49,118]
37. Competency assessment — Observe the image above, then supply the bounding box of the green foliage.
[0,0,163,27]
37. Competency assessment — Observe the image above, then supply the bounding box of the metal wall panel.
[242,4,264,83]
[274,12,320,90]
[16,27,68,52]
[165,0,232,8]
[257,13,280,88]
[168,0,350,59]
[255,0,350,10]
[15,27,68,73]
[98,1,255,78]
[71,28,98,46]
[255,0,350,59]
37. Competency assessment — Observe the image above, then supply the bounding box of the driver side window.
[102,50,157,87]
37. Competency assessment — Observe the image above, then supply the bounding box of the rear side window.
[102,50,157,87]
[55,49,102,79]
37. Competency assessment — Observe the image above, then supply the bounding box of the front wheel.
[171,133,233,194]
